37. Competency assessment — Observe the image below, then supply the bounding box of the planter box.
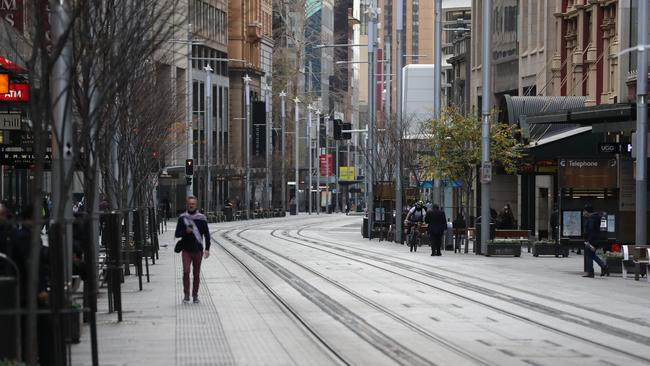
[533,243,569,257]
[486,243,521,257]
[605,257,647,275]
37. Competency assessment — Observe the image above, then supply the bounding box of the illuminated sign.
[0,74,7,94]
[0,83,29,102]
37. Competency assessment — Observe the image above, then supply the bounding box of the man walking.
[426,204,447,256]
[175,196,211,303]
[582,204,609,278]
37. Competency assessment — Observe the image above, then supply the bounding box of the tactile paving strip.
[174,253,236,366]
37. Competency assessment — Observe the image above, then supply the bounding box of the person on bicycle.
[405,201,427,252]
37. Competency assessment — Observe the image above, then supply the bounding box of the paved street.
[71,214,650,366]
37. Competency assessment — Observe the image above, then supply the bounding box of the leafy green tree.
[420,107,522,222]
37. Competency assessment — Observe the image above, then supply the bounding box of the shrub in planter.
[486,240,522,257]
[532,241,569,257]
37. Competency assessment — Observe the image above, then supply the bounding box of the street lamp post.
[480,0,493,254]
[636,0,648,249]
[325,114,330,213]
[395,0,404,244]
[280,91,287,214]
[243,74,252,219]
[367,2,378,239]
[265,85,271,210]
[204,65,213,212]
[434,0,442,120]
[308,104,313,215]
[186,28,194,196]
[294,97,301,214]
[316,108,321,215]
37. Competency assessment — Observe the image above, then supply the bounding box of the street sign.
[480,162,492,183]
[319,153,332,176]
[0,145,52,166]
[339,166,355,180]
[0,113,21,130]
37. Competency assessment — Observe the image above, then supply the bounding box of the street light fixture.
[243,74,252,219]
[204,65,213,212]
[264,84,272,211]
[294,97,301,214]
[280,91,287,214]
[307,103,314,215]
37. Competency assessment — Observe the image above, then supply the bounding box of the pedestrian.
[497,204,515,229]
[453,211,466,252]
[345,201,350,215]
[0,204,13,275]
[425,204,447,256]
[175,196,211,303]
[582,204,609,278]
[550,205,559,241]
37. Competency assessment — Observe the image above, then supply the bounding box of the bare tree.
[2,0,181,363]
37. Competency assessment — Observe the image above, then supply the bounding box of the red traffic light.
[185,159,194,176]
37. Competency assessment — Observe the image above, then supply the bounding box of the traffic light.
[342,123,352,140]
[185,159,194,176]
[333,119,343,140]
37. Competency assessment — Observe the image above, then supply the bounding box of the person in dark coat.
[582,204,609,277]
[425,204,447,256]
[452,211,467,253]
[497,204,515,229]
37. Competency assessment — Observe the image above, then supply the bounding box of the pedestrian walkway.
[71,227,235,366]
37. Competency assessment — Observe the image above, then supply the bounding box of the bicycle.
[407,222,423,252]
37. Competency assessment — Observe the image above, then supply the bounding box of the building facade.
[550,0,620,105]
[228,0,273,208]
[518,0,556,98]
[470,0,519,113]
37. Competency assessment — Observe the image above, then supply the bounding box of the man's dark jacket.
[175,212,211,252]
[426,208,447,236]
[584,212,603,245]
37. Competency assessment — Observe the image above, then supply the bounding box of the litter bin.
[224,206,233,221]
[474,221,495,255]
[362,217,368,238]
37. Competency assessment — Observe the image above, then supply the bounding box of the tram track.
[250,221,650,364]
[221,227,497,366]
[212,228,350,366]
[295,222,650,328]
[218,228,441,366]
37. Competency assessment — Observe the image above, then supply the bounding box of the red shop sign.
[0,83,29,102]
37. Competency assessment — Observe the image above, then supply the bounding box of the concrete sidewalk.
[71,225,234,366]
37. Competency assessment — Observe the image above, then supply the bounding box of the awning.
[504,95,586,140]
[524,126,603,159]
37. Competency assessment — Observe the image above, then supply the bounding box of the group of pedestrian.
[404,201,449,256]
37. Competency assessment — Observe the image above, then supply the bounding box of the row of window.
[192,46,228,76]
[191,0,228,45]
